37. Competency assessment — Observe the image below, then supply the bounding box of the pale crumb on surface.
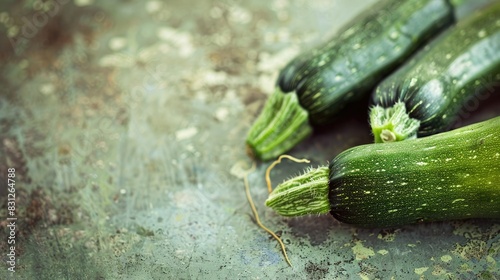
[228,5,252,24]
[358,274,370,280]
[271,0,289,11]
[229,160,251,179]
[214,107,229,122]
[175,127,198,141]
[40,83,55,95]
[440,255,452,263]
[74,0,94,7]
[7,25,19,37]
[477,29,486,38]
[414,267,429,275]
[109,37,127,51]
[146,1,162,13]
[258,74,276,94]
[99,53,134,68]
[352,241,375,260]
[157,27,194,57]
[202,71,228,86]
[0,12,9,23]
[377,249,389,255]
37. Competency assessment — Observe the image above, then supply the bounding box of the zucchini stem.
[246,88,313,161]
[369,102,421,143]
[380,129,397,143]
[265,166,330,217]
[265,155,311,193]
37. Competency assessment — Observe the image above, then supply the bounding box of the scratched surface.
[0,0,499,279]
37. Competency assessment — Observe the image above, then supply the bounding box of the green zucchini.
[246,0,454,160]
[370,2,500,143]
[266,116,500,228]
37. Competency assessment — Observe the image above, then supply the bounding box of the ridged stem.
[369,102,421,143]
[265,166,330,217]
[246,88,313,161]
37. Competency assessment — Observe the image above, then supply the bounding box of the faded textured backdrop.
[0,0,499,279]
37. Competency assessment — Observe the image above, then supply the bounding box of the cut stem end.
[369,102,420,143]
[246,88,313,161]
[265,166,330,217]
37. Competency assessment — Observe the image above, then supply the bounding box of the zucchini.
[246,0,454,160]
[370,2,500,143]
[266,116,500,228]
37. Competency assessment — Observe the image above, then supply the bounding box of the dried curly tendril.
[265,155,310,193]
[265,166,330,217]
[243,163,292,267]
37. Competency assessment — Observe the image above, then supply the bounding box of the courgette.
[370,2,500,143]
[266,116,500,228]
[246,0,454,160]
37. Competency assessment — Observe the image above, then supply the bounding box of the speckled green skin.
[278,0,453,125]
[329,116,500,228]
[371,3,500,142]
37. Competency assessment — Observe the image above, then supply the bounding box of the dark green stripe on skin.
[329,116,500,228]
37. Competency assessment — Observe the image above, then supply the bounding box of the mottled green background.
[0,0,499,279]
